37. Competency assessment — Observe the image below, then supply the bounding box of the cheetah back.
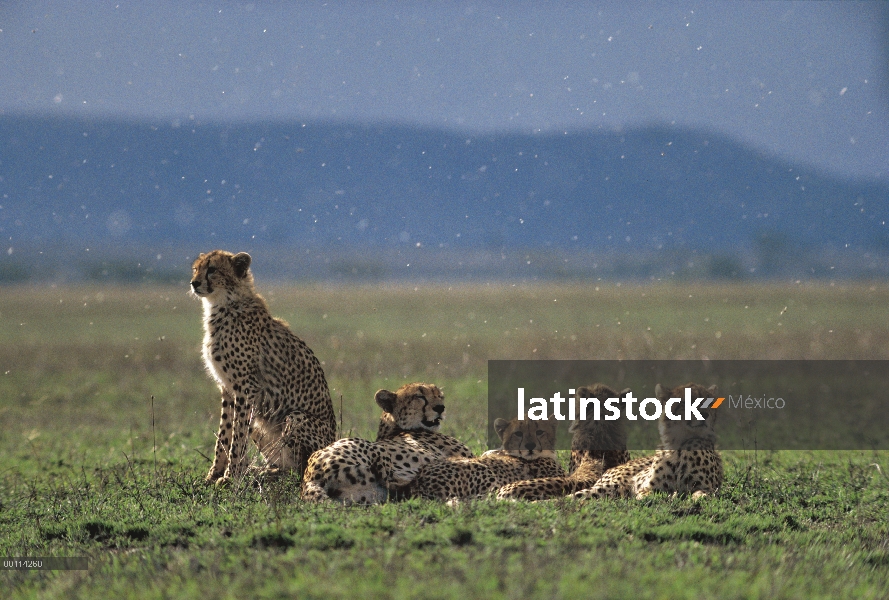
[301,383,472,504]
[412,452,565,501]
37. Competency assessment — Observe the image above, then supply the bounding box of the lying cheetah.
[496,384,631,500]
[301,383,472,504]
[573,383,722,500]
[408,418,565,502]
[190,250,337,484]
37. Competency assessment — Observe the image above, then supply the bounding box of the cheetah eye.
[536,430,545,437]
[207,266,217,275]
[512,431,523,438]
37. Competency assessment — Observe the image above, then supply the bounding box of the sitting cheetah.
[301,383,473,504]
[496,384,631,500]
[190,250,337,484]
[573,383,722,501]
[408,418,565,502]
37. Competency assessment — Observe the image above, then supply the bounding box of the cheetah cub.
[496,384,631,501]
[190,250,337,484]
[408,418,565,502]
[301,383,473,505]
[573,383,722,501]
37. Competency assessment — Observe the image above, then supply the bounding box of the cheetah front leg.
[206,388,235,483]
[572,485,608,500]
[221,389,256,482]
[633,463,660,499]
[214,375,263,484]
[634,457,680,499]
[677,466,719,499]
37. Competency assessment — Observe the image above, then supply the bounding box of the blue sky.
[1,1,887,179]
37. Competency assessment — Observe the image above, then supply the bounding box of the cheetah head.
[494,418,557,460]
[375,383,446,432]
[190,250,254,300]
[568,383,630,452]
[655,382,719,449]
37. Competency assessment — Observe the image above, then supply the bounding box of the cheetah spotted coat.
[301,383,473,504]
[191,250,337,484]
[497,384,631,500]
[408,419,565,502]
[573,383,723,500]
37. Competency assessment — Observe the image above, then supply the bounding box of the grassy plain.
[1,281,888,599]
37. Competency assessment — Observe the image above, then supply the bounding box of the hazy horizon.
[1,1,887,180]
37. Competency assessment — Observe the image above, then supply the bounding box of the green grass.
[1,282,888,599]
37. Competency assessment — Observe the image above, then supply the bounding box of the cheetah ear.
[618,387,632,398]
[232,252,252,278]
[493,418,510,439]
[707,384,718,396]
[374,389,397,413]
[655,384,669,402]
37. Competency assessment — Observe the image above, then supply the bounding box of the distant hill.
[0,114,886,280]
